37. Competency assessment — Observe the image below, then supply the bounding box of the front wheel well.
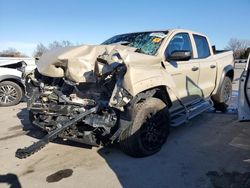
[0,78,25,94]
[134,86,172,108]
[153,86,172,108]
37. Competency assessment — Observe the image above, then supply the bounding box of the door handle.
[192,66,199,71]
[210,65,216,69]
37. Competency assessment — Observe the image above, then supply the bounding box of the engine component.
[83,109,117,128]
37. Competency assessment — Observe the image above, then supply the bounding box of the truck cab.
[158,29,234,112]
[120,29,233,126]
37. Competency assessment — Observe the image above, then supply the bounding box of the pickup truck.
[0,57,36,106]
[16,29,234,159]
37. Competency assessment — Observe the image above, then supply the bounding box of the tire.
[0,81,23,107]
[212,76,232,112]
[119,98,170,157]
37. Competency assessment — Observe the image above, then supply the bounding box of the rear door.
[192,34,217,98]
[238,54,250,121]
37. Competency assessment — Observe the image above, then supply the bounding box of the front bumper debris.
[16,106,98,159]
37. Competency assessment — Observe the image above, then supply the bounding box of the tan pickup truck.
[16,29,234,159]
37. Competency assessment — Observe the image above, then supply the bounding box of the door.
[238,54,250,121]
[163,32,203,106]
[192,34,217,97]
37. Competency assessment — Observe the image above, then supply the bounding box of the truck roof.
[112,29,206,38]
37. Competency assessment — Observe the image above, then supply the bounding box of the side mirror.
[166,50,191,61]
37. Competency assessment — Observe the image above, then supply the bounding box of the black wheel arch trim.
[212,64,234,102]
[120,86,172,121]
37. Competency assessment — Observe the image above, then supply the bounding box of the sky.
[0,0,249,56]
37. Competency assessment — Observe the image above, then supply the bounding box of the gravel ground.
[0,63,249,188]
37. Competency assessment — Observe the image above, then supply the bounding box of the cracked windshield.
[102,31,168,55]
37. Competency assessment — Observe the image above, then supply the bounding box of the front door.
[163,32,202,106]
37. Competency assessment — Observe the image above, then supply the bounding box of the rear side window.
[193,35,210,58]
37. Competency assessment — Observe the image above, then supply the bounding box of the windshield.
[102,31,168,56]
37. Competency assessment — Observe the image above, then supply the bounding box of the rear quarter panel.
[212,51,234,96]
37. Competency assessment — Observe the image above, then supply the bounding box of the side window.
[193,35,210,58]
[165,33,193,57]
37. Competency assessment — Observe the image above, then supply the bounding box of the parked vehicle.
[16,29,234,159]
[0,57,36,106]
[238,54,250,121]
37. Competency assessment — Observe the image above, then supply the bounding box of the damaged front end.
[16,49,133,159]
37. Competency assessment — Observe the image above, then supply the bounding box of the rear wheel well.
[226,69,234,81]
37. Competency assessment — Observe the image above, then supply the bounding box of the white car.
[0,57,36,106]
[238,54,250,120]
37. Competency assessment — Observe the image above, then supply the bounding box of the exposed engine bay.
[15,48,134,158]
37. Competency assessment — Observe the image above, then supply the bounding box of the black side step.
[170,99,212,127]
